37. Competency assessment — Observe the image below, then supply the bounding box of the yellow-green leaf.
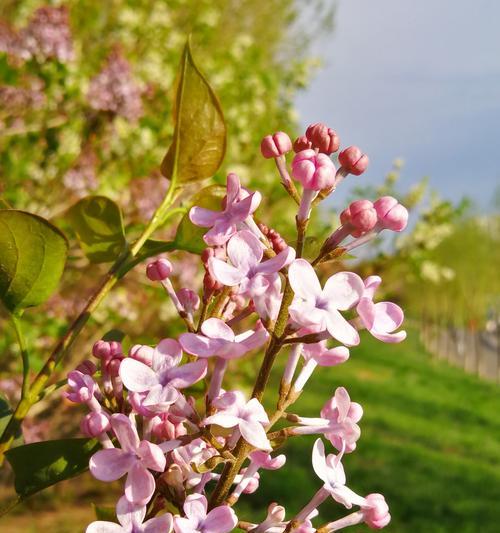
[161,39,226,184]
[0,210,68,313]
[67,196,127,263]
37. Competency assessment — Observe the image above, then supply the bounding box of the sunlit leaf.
[0,210,68,312]
[0,396,22,448]
[161,39,226,184]
[67,196,127,263]
[174,185,225,254]
[5,438,99,498]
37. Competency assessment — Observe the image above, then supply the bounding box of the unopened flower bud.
[260,131,292,158]
[292,149,336,191]
[80,411,110,437]
[338,146,369,175]
[305,122,340,154]
[363,493,391,529]
[373,196,408,231]
[76,360,97,376]
[146,258,173,281]
[177,288,200,313]
[107,357,122,378]
[92,340,121,360]
[293,135,313,153]
[129,344,154,366]
[340,200,378,236]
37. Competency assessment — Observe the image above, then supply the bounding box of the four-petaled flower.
[120,339,207,413]
[356,276,406,343]
[86,495,173,533]
[90,414,166,505]
[180,318,268,360]
[189,173,261,246]
[288,259,365,346]
[205,391,272,451]
[173,494,237,533]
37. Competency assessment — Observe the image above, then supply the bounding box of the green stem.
[10,314,30,400]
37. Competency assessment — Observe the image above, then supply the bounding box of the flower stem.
[10,314,30,400]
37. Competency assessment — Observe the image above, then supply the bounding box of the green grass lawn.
[236,329,500,533]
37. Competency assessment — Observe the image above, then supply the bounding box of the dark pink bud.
[363,494,391,529]
[293,135,312,153]
[260,131,292,158]
[305,122,340,155]
[340,200,378,236]
[107,357,122,378]
[80,411,110,437]
[201,248,214,266]
[338,146,369,175]
[129,344,154,366]
[92,340,121,360]
[146,258,173,281]
[177,288,200,313]
[76,360,97,376]
[292,149,336,191]
[373,196,409,232]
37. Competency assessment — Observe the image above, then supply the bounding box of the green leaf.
[161,38,226,184]
[5,438,99,498]
[67,196,127,263]
[174,185,226,254]
[0,395,23,448]
[0,210,68,313]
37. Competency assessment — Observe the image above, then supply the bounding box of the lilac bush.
[64,124,408,532]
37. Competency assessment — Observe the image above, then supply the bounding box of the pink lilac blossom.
[173,494,237,533]
[189,173,262,245]
[288,259,364,346]
[89,414,166,505]
[260,131,292,158]
[86,495,173,533]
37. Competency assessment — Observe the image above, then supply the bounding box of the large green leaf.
[0,395,22,448]
[161,39,226,184]
[174,185,226,254]
[5,438,99,498]
[0,210,68,312]
[67,196,127,263]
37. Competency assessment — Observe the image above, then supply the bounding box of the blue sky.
[296,0,500,210]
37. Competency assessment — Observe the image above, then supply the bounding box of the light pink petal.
[230,191,261,221]
[243,273,274,296]
[89,448,134,482]
[314,346,350,366]
[204,219,235,246]
[116,495,146,529]
[86,522,123,533]
[325,454,346,487]
[243,398,269,424]
[125,463,155,505]
[120,358,159,393]
[288,259,322,299]
[143,514,173,533]
[208,257,245,286]
[201,318,235,341]
[203,505,238,533]
[334,387,351,422]
[373,302,405,331]
[111,414,140,452]
[138,441,166,472]
[372,329,407,343]
[142,384,179,411]
[179,333,222,357]
[226,172,241,205]
[326,310,360,347]
[204,413,241,428]
[183,493,207,521]
[153,339,182,371]
[173,516,199,533]
[216,342,249,360]
[363,275,382,299]
[239,420,272,451]
[289,300,327,329]
[167,360,208,389]
[256,246,296,275]
[227,230,263,272]
[311,439,328,484]
[356,297,376,330]
[235,327,269,351]
[189,206,220,228]
[323,272,365,310]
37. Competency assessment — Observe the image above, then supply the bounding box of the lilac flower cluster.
[0,6,74,63]
[67,123,408,532]
[87,49,144,122]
